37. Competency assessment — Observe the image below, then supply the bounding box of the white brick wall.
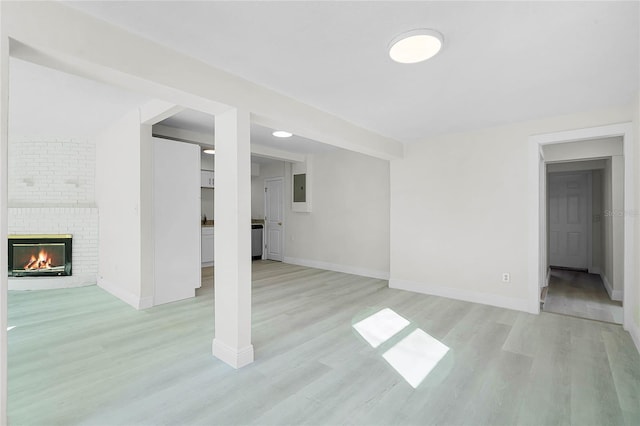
[9,139,95,205]
[8,139,98,289]
[9,207,98,276]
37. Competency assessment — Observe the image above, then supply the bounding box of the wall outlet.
[502,273,510,283]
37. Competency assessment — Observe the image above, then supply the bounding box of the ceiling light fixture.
[203,149,215,155]
[389,29,444,64]
[272,130,293,138]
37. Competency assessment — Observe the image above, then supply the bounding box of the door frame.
[528,123,634,331]
[263,177,285,261]
[546,170,593,272]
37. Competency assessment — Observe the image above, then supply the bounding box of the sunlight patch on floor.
[382,328,449,388]
[352,308,410,348]
[353,308,449,388]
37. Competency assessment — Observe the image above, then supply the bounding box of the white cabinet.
[201,170,215,188]
[201,227,214,266]
[153,138,201,305]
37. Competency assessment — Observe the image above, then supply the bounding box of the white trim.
[201,261,214,268]
[587,171,593,271]
[389,279,531,313]
[528,141,544,313]
[212,339,254,369]
[601,273,623,302]
[529,122,635,331]
[97,278,151,310]
[139,101,184,125]
[284,256,390,281]
[139,296,153,310]
[545,268,551,287]
[622,124,635,331]
[252,144,306,163]
[628,319,640,355]
[8,275,96,291]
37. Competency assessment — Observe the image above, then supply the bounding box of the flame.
[24,249,54,270]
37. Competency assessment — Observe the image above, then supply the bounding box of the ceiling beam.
[250,144,305,163]
[3,1,404,161]
[140,101,185,125]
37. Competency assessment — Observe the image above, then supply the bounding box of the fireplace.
[8,234,72,277]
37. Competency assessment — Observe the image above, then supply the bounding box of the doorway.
[264,177,284,261]
[544,166,622,324]
[528,123,634,331]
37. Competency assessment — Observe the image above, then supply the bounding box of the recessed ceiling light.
[272,130,293,138]
[203,149,216,155]
[389,29,444,64]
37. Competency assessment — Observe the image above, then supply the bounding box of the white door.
[548,172,590,270]
[153,138,201,305]
[264,177,284,261]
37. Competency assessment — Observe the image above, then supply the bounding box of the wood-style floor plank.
[544,268,623,324]
[7,261,640,425]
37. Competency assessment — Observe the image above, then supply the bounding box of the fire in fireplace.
[8,235,72,277]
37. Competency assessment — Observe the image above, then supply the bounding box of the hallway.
[543,268,623,324]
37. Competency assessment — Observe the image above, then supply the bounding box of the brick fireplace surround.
[8,139,98,289]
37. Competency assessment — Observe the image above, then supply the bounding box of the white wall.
[8,139,95,204]
[603,159,615,297]
[95,110,146,308]
[633,91,640,349]
[593,169,603,274]
[283,149,390,280]
[390,106,633,312]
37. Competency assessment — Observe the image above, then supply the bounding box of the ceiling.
[64,1,639,143]
[9,56,331,156]
[9,57,149,141]
[159,109,336,155]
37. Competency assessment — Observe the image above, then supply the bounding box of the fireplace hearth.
[8,234,72,277]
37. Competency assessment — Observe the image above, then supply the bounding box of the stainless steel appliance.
[251,224,263,260]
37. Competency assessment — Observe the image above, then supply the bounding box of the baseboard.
[628,319,640,355]
[201,261,214,268]
[138,296,154,309]
[601,274,623,301]
[8,274,96,291]
[283,256,389,280]
[589,266,601,275]
[545,267,551,287]
[98,278,150,310]
[212,339,254,369]
[389,278,531,313]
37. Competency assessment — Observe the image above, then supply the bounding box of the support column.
[0,14,9,423]
[212,108,254,368]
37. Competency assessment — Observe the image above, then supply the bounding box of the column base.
[212,339,254,369]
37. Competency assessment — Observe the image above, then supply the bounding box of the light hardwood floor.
[543,268,624,324]
[8,261,640,425]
